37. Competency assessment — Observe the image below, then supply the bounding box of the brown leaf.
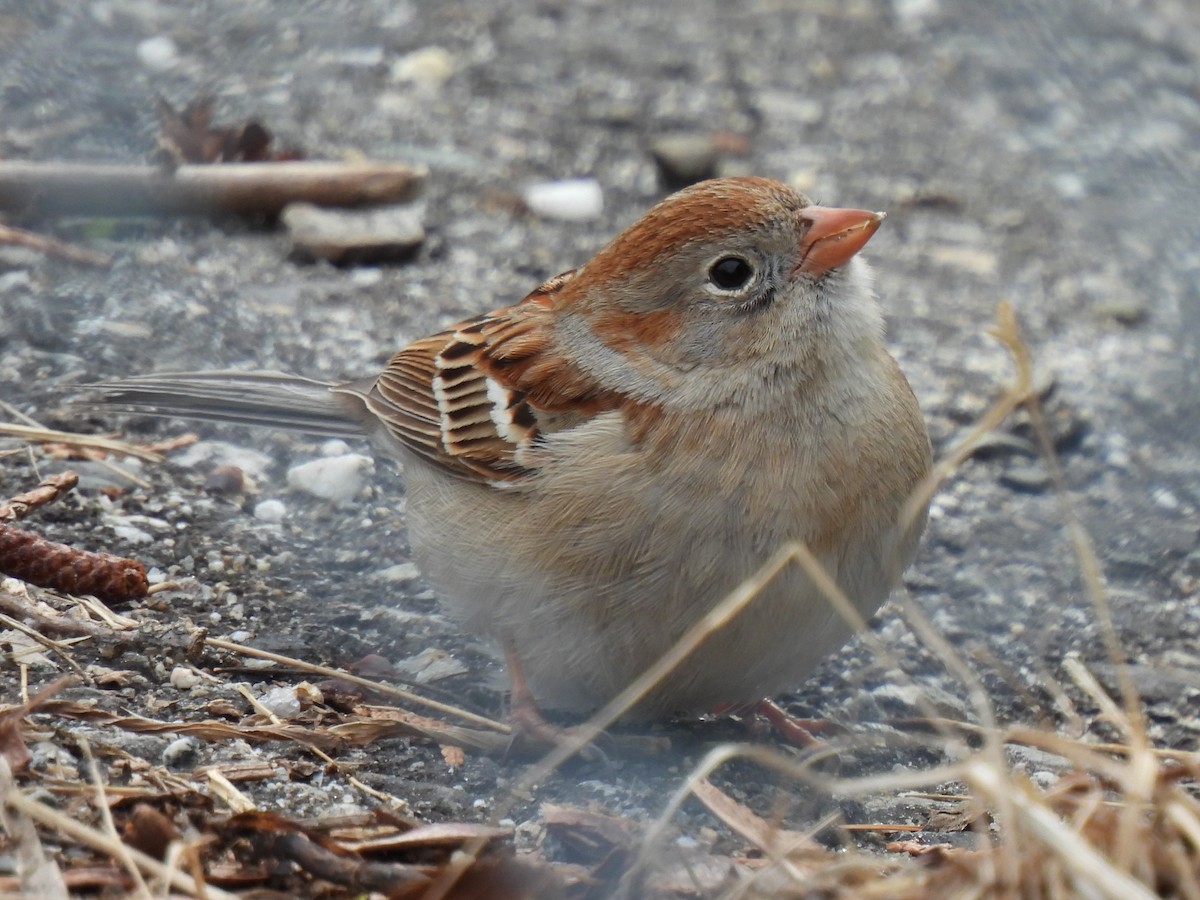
[154,95,302,166]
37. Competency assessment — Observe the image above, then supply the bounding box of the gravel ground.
[2,0,1199,894]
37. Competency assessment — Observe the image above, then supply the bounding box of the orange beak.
[793,207,886,277]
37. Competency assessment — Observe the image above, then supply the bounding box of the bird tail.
[85,370,367,438]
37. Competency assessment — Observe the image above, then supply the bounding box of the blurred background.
[1,0,1198,885]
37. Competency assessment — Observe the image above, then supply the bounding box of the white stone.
[258,686,302,719]
[287,454,373,503]
[170,666,202,690]
[320,439,352,457]
[373,562,421,582]
[253,499,288,522]
[162,737,197,767]
[391,46,455,88]
[136,35,179,72]
[110,524,154,545]
[524,179,604,222]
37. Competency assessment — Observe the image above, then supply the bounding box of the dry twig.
[0,160,427,218]
[0,223,112,268]
[0,470,79,522]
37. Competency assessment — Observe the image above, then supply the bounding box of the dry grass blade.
[205,636,509,733]
[3,776,239,899]
[689,777,819,857]
[0,423,164,462]
[0,223,112,268]
[40,699,348,752]
[617,302,1200,898]
[898,301,1032,536]
[80,739,152,898]
[207,769,257,814]
[964,759,1158,900]
[0,756,70,899]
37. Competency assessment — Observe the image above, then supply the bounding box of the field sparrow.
[94,177,931,722]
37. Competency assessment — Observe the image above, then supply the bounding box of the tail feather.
[86,370,367,438]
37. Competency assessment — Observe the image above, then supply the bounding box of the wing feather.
[342,269,619,486]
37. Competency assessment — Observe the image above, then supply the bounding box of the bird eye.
[708,256,754,291]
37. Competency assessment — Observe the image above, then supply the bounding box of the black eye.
[708,256,754,291]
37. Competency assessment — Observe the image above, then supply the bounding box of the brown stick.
[0,471,79,522]
[0,225,112,268]
[0,160,427,218]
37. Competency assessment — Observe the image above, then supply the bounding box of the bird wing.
[340,270,620,486]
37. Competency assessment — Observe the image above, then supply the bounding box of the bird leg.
[503,642,611,763]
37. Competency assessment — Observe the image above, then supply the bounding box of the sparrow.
[93,176,932,723]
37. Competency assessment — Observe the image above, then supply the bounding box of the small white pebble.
[287,454,373,503]
[136,35,179,72]
[523,179,604,222]
[253,499,288,522]
[258,686,302,719]
[390,46,455,88]
[1052,172,1087,200]
[320,439,352,457]
[0,271,31,293]
[1153,488,1180,511]
[374,562,421,582]
[110,524,153,545]
[350,267,383,287]
[162,736,198,767]
[169,666,202,690]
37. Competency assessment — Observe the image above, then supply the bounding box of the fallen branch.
[0,160,427,218]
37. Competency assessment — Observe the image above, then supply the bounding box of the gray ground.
[2,0,1199,892]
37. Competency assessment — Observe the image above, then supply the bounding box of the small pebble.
[650,132,722,188]
[253,499,288,522]
[169,666,202,690]
[111,523,155,545]
[320,439,352,457]
[350,268,383,287]
[136,35,179,71]
[162,737,198,767]
[374,562,421,582]
[258,686,302,719]
[391,46,455,88]
[999,464,1050,494]
[203,465,245,495]
[1153,488,1180,511]
[282,203,425,266]
[287,453,373,503]
[523,179,604,222]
